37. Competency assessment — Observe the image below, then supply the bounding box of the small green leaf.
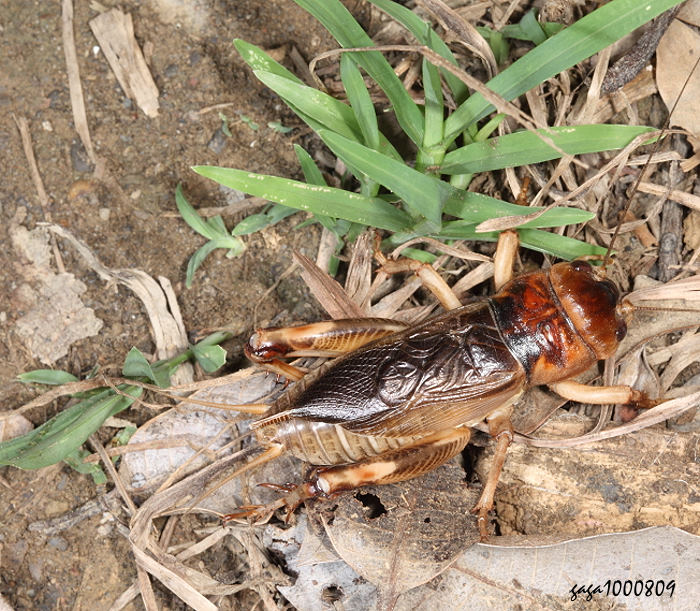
[232,205,296,236]
[176,184,225,240]
[191,343,227,373]
[240,114,259,130]
[219,112,232,137]
[114,426,137,446]
[64,448,107,484]
[268,120,293,133]
[123,348,170,388]
[518,9,547,45]
[17,370,78,385]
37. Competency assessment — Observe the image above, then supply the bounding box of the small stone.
[48,536,68,551]
[70,141,94,173]
[207,127,227,154]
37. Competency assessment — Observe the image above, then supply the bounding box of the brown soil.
[0,1,330,608]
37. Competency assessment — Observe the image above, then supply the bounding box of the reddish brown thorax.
[489,260,627,386]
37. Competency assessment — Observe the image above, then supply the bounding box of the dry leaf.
[393,527,698,610]
[683,210,700,251]
[678,0,700,27]
[656,19,700,136]
[120,368,278,504]
[264,516,377,611]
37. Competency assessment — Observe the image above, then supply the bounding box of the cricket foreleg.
[246,318,409,380]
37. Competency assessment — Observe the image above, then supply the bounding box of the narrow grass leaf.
[444,0,684,141]
[232,205,296,235]
[193,165,412,231]
[175,184,216,239]
[318,130,446,230]
[295,145,326,186]
[185,237,244,288]
[434,226,605,260]
[255,70,362,142]
[441,125,655,174]
[292,0,424,145]
[443,190,593,226]
[422,58,444,150]
[340,54,380,151]
[233,39,304,85]
[0,387,141,469]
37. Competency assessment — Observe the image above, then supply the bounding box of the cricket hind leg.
[224,427,472,523]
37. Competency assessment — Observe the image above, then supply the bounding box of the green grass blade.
[185,238,243,288]
[434,226,605,260]
[255,70,362,141]
[318,130,446,230]
[176,184,217,239]
[444,0,684,141]
[367,0,469,102]
[193,165,412,231]
[340,54,380,151]
[443,189,593,227]
[441,124,655,174]
[233,39,304,85]
[236,42,402,161]
[421,57,444,151]
[0,387,141,469]
[232,205,296,235]
[294,145,343,232]
[294,144,326,186]
[292,0,424,145]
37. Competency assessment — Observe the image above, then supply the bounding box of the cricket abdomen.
[253,417,420,466]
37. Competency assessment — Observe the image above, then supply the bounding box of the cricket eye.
[570,260,592,273]
[597,279,619,307]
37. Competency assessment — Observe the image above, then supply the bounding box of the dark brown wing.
[258,302,525,437]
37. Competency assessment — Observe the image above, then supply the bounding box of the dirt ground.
[1,1,698,610]
[1,1,331,608]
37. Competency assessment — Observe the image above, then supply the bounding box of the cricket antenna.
[603,55,700,269]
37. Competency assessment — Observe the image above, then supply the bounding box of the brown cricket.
[217,234,652,539]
